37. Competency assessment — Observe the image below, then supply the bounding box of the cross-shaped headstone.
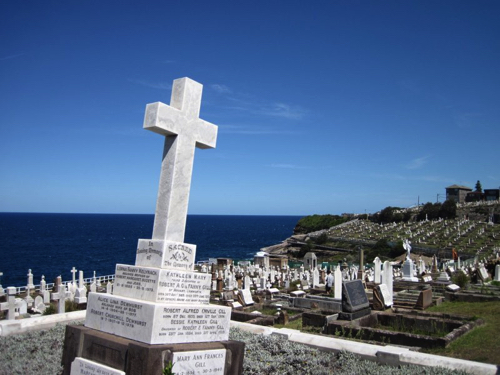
[71,267,77,284]
[0,287,17,320]
[51,277,66,314]
[144,77,218,243]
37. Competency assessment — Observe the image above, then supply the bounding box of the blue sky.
[1,1,499,216]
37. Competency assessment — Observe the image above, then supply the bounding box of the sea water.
[0,213,301,287]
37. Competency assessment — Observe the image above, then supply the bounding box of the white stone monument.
[382,261,393,305]
[69,78,242,375]
[402,240,418,282]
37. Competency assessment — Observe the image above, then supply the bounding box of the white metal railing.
[1,274,116,295]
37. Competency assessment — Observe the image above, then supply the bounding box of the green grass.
[425,301,500,365]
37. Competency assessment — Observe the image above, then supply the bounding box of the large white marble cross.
[144,77,218,243]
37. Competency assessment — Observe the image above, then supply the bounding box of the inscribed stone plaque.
[85,293,231,345]
[172,349,226,375]
[70,357,125,375]
[113,264,211,304]
[136,239,196,271]
[342,280,369,313]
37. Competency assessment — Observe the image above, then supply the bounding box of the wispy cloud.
[257,102,305,120]
[211,86,306,120]
[405,155,430,170]
[0,53,25,61]
[128,79,172,90]
[211,84,231,94]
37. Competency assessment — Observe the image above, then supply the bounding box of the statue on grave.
[403,239,412,260]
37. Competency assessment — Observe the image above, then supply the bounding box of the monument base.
[62,325,245,375]
[338,308,371,321]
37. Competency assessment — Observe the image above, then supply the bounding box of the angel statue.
[403,239,412,260]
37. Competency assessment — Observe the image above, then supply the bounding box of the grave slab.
[85,293,231,345]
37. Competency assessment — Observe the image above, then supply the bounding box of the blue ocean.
[0,213,301,288]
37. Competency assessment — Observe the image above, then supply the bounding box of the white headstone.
[382,261,393,305]
[374,257,381,284]
[34,295,46,313]
[494,264,500,282]
[0,286,17,320]
[51,278,66,314]
[334,266,342,299]
[241,289,254,306]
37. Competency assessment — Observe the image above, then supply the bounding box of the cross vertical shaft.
[144,78,218,243]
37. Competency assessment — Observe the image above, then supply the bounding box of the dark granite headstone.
[342,280,369,313]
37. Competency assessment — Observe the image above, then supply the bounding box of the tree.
[439,199,457,219]
[475,180,482,193]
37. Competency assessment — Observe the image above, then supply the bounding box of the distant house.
[446,185,472,203]
[484,189,500,201]
[466,191,484,202]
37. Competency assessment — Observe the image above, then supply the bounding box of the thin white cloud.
[217,90,305,120]
[211,84,231,94]
[257,102,305,120]
[0,53,25,61]
[128,79,172,90]
[405,156,430,170]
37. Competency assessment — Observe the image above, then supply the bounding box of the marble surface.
[143,78,218,244]
[113,264,211,304]
[71,357,125,375]
[135,238,196,271]
[173,349,226,375]
[85,293,231,345]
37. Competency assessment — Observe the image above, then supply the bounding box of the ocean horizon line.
[0,211,306,218]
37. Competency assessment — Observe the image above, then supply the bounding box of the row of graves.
[326,215,500,256]
[204,239,499,351]
[0,269,114,320]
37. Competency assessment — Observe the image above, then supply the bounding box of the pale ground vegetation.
[0,323,469,375]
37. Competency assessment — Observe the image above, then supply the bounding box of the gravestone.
[478,266,489,282]
[240,289,254,306]
[62,78,244,375]
[0,287,17,320]
[342,280,369,313]
[374,257,381,284]
[33,295,46,314]
[495,264,500,282]
[382,261,393,304]
[372,284,392,310]
[415,288,433,309]
[340,280,370,321]
[334,266,342,299]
